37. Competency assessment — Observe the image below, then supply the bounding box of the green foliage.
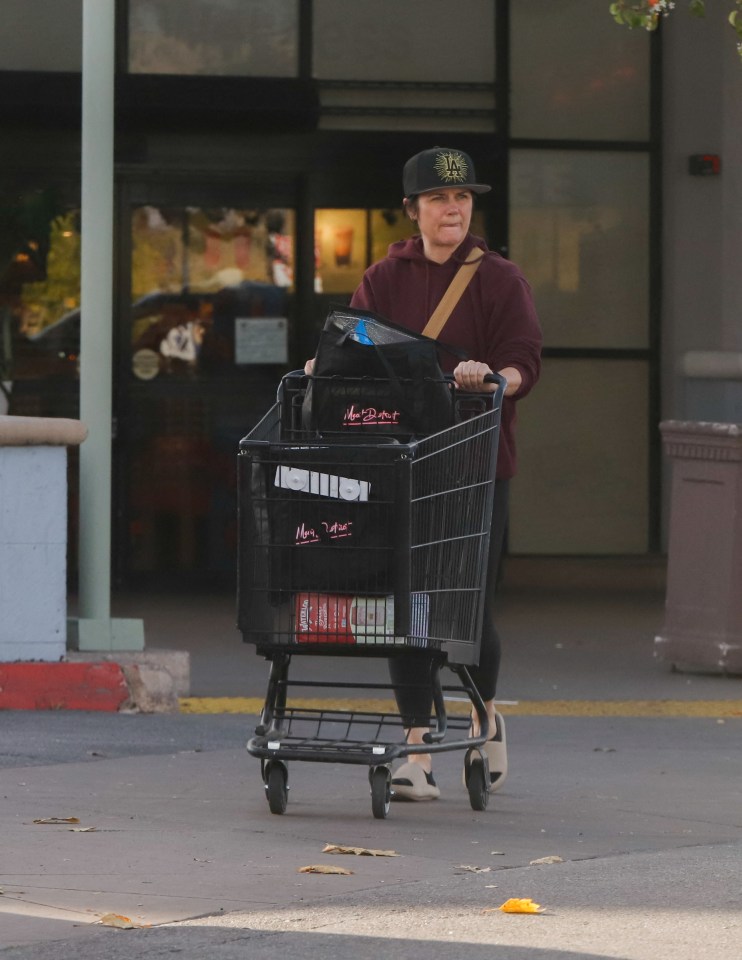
[20,211,81,332]
[609,1,664,31]
[730,7,742,48]
[0,187,58,279]
[610,0,742,57]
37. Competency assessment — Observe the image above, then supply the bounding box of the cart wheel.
[370,765,392,820]
[466,756,489,812]
[265,761,289,815]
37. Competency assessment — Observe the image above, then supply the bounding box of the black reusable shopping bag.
[303,305,458,439]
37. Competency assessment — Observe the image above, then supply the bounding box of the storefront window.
[510,358,650,554]
[1,0,81,72]
[314,207,487,295]
[313,0,494,83]
[0,185,81,418]
[314,209,369,295]
[129,205,294,380]
[313,0,495,131]
[510,0,650,141]
[128,0,299,76]
[509,150,649,350]
[125,202,295,581]
[508,147,652,554]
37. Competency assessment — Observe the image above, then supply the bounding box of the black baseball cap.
[403,147,491,198]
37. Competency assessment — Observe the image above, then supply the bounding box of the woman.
[308,147,542,800]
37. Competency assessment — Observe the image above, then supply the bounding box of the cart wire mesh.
[237,374,502,667]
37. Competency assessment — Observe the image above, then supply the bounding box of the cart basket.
[237,372,504,667]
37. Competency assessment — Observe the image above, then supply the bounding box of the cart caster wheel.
[264,760,289,815]
[465,753,489,812]
[370,765,392,820]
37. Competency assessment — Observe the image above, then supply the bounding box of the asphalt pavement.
[2,557,742,959]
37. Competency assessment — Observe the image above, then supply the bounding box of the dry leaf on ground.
[455,864,491,873]
[529,856,564,865]
[323,844,399,858]
[495,898,544,914]
[298,865,353,876]
[96,913,150,929]
[33,817,80,825]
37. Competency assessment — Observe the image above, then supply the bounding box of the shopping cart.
[237,370,505,818]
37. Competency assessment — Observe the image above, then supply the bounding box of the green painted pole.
[76,0,143,650]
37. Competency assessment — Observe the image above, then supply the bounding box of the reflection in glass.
[126,203,295,581]
[1,0,81,72]
[130,205,294,379]
[509,150,649,350]
[510,359,649,554]
[313,0,495,131]
[369,209,417,268]
[315,208,488,296]
[128,0,298,76]
[314,210,368,295]
[0,186,81,419]
[511,0,650,141]
[313,0,494,83]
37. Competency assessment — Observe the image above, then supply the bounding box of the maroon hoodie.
[350,233,542,479]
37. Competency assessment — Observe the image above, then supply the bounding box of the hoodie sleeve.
[480,265,542,400]
[447,237,542,398]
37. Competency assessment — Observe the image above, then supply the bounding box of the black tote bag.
[303,305,460,439]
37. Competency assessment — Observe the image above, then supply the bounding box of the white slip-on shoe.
[463,711,508,793]
[391,761,440,801]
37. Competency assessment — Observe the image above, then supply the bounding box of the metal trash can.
[655,420,742,673]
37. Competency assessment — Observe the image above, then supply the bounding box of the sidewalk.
[2,556,742,959]
[2,711,741,958]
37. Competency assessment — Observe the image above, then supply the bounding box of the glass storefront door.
[118,197,296,587]
[311,205,488,301]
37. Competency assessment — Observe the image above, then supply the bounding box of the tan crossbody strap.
[421,247,485,341]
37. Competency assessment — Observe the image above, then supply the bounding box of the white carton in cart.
[295,593,429,646]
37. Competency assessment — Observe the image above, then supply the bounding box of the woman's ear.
[403,197,417,222]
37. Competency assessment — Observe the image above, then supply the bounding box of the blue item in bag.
[351,319,373,345]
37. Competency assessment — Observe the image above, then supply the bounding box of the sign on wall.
[235,317,288,365]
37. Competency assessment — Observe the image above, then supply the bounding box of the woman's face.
[407,188,473,260]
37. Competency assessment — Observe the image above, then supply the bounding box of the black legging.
[389,479,509,727]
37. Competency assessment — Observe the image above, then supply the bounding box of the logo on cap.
[433,150,468,185]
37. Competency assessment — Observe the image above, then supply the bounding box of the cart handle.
[287,369,503,385]
[448,372,505,390]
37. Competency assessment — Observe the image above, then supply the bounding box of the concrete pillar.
[0,416,87,661]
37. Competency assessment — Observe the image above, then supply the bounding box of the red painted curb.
[0,662,131,711]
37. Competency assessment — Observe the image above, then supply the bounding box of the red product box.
[294,593,428,646]
[294,593,354,643]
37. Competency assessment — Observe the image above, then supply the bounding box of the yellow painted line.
[179,697,742,718]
